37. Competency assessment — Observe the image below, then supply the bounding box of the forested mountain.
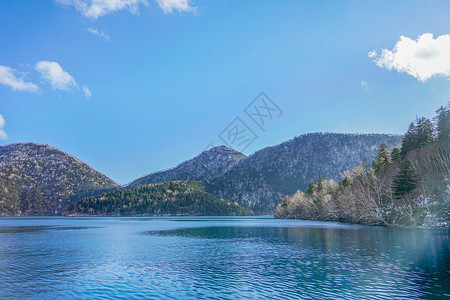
[128,146,245,187]
[71,181,252,216]
[131,133,400,214]
[0,135,402,216]
[276,103,450,228]
[0,143,119,216]
[206,133,401,214]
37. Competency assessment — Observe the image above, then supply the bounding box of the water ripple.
[0,218,448,299]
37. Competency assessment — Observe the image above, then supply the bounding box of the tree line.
[276,102,449,228]
[70,181,253,216]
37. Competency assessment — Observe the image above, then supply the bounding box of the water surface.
[0,217,448,299]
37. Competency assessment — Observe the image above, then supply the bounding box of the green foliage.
[316,175,324,192]
[434,102,450,143]
[305,181,316,196]
[391,148,401,162]
[339,176,352,189]
[72,181,253,216]
[392,160,420,198]
[401,117,435,156]
[373,144,392,173]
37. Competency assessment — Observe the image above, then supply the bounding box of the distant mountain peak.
[128,132,402,214]
[128,145,246,187]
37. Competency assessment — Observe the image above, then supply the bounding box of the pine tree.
[391,147,401,162]
[392,160,420,198]
[317,175,324,192]
[401,117,435,156]
[415,117,435,147]
[401,122,417,156]
[305,181,316,196]
[434,102,450,143]
[374,144,392,173]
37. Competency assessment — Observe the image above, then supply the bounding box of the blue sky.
[0,0,449,184]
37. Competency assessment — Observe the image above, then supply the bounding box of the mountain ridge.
[0,132,402,216]
[0,142,119,215]
[128,145,246,187]
[129,132,402,214]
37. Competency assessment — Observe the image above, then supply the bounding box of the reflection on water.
[0,217,449,299]
[0,226,94,233]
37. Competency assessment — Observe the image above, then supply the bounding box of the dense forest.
[70,181,253,216]
[276,103,449,228]
[0,143,119,216]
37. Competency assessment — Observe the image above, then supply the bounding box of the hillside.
[0,143,119,216]
[0,134,402,216]
[206,133,401,213]
[276,103,450,228]
[128,146,246,187]
[133,133,400,214]
[71,181,253,216]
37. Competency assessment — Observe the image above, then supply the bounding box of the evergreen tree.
[392,160,419,198]
[374,144,392,173]
[401,122,417,156]
[305,181,316,196]
[317,175,324,192]
[401,117,435,156]
[415,117,435,147]
[391,147,401,162]
[434,102,450,143]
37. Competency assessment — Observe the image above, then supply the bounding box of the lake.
[0,217,449,299]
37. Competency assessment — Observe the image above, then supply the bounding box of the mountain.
[128,146,246,187]
[0,133,402,216]
[206,133,402,213]
[131,133,401,214]
[0,143,119,216]
[275,104,450,228]
[70,181,253,216]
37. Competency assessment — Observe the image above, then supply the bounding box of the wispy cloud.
[155,0,195,14]
[83,86,92,98]
[0,65,39,92]
[360,79,368,90]
[0,114,8,141]
[87,28,110,41]
[35,61,77,91]
[35,61,92,98]
[56,0,149,19]
[56,0,195,17]
[369,33,450,82]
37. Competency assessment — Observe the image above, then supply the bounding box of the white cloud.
[0,66,39,92]
[155,0,195,13]
[35,61,92,98]
[87,28,110,41]
[367,51,377,58]
[56,0,148,19]
[56,0,195,17]
[83,86,92,98]
[35,61,77,91]
[369,33,450,82]
[0,114,8,141]
[360,79,368,89]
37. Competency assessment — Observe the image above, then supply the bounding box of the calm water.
[0,217,449,299]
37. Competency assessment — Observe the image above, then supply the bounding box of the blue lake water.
[0,217,449,299]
